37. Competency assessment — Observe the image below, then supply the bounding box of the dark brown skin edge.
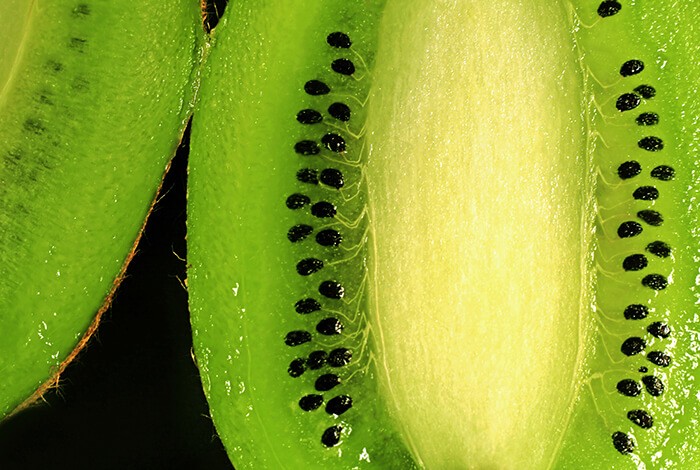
[6,124,191,418]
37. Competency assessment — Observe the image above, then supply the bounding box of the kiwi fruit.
[0,0,202,416]
[187,0,700,469]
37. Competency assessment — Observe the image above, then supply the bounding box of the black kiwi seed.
[617,161,642,180]
[650,165,675,181]
[634,84,656,99]
[304,80,330,95]
[299,394,324,411]
[638,136,664,152]
[620,59,645,77]
[297,168,319,185]
[328,102,351,121]
[618,221,643,238]
[639,366,649,373]
[326,395,353,416]
[321,133,347,152]
[642,375,665,396]
[646,241,671,258]
[627,410,654,429]
[294,140,321,156]
[311,201,337,218]
[297,109,323,124]
[295,298,322,314]
[47,60,64,73]
[317,317,344,335]
[647,322,671,338]
[636,112,659,126]
[315,374,341,391]
[286,193,311,210]
[633,186,659,201]
[623,304,649,320]
[616,93,641,111]
[621,337,646,356]
[637,210,664,226]
[617,379,642,397]
[622,254,648,271]
[320,169,345,189]
[597,1,621,17]
[612,432,635,454]
[288,224,314,243]
[72,3,91,16]
[319,281,345,299]
[327,32,352,49]
[285,330,312,346]
[647,351,671,367]
[69,37,88,52]
[316,229,342,247]
[331,58,355,76]
[307,350,328,369]
[288,358,306,378]
[321,425,343,447]
[328,348,353,367]
[296,258,324,276]
[642,274,668,290]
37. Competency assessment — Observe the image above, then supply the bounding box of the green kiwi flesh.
[0,0,202,416]
[188,0,700,468]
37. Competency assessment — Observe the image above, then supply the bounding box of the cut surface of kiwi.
[0,0,203,416]
[187,0,699,468]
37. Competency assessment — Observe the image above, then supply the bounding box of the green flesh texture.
[0,0,202,416]
[188,0,700,469]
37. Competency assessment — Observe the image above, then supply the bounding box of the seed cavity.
[617,379,642,397]
[646,241,671,258]
[326,395,353,416]
[295,140,321,155]
[622,254,648,271]
[297,109,323,124]
[317,317,344,335]
[299,394,324,411]
[327,32,352,49]
[286,194,311,210]
[295,298,322,314]
[617,161,641,179]
[633,186,659,201]
[305,80,330,95]
[316,229,342,247]
[624,304,649,320]
[647,322,671,338]
[642,274,668,290]
[637,210,663,226]
[616,93,640,111]
[618,221,643,238]
[620,59,645,77]
[297,168,319,185]
[296,258,324,276]
[311,201,337,218]
[321,133,347,152]
[319,280,345,299]
[621,337,646,356]
[328,102,351,121]
[597,1,621,17]
[321,425,343,447]
[328,348,353,367]
[307,350,328,369]
[612,432,635,454]
[638,136,664,152]
[642,375,664,396]
[636,112,659,126]
[650,165,675,181]
[285,330,312,346]
[288,224,313,243]
[647,351,671,367]
[331,58,355,76]
[315,373,341,391]
[288,358,306,378]
[320,169,345,189]
[634,85,656,99]
[628,410,654,429]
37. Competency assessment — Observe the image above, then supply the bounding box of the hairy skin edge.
[7,126,191,418]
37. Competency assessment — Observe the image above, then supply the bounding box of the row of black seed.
[284,31,357,449]
[606,49,674,455]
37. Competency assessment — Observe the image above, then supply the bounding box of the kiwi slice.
[0,0,202,416]
[187,0,699,468]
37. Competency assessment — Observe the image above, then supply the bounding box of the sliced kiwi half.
[0,0,202,416]
[187,0,700,468]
